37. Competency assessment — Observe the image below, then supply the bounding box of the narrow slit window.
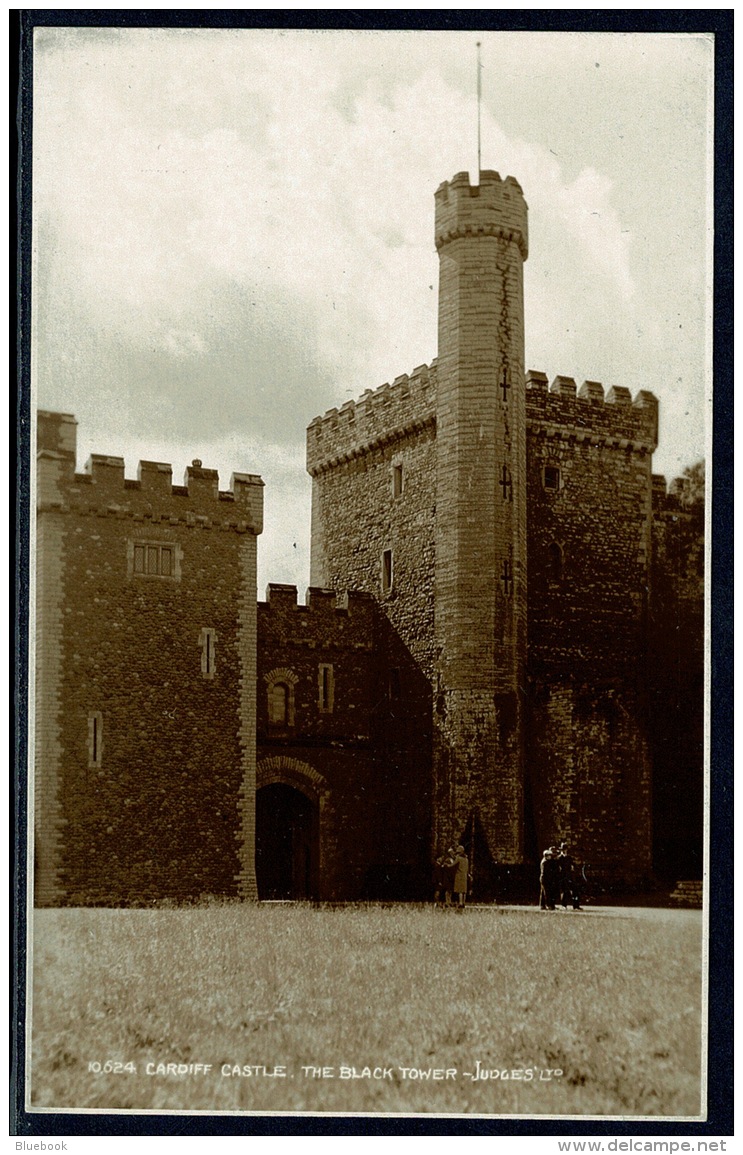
[382,549,393,594]
[393,463,404,498]
[318,663,334,713]
[200,628,216,678]
[389,667,401,700]
[88,712,103,769]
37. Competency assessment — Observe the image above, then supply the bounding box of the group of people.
[539,842,582,910]
[433,845,470,909]
[430,840,583,911]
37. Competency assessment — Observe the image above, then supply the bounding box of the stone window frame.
[381,548,394,596]
[542,464,562,493]
[199,628,217,679]
[88,711,103,769]
[318,663,335,713]
[127,539,183,582]
[264,667,299,728]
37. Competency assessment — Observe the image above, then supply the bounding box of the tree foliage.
[681,460,705,508]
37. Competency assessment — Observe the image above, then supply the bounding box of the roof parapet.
[525,374,659,451]
[307,361,437,476]
[86,454,126,491]
[260,584,374,616]
[37,412,263,530]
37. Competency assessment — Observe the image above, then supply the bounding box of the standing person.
[539,848,552,909]
[443,847,457,907]
[558,843,583,909]
[453,845,470,910]
[545,850,563,910]
[432,853,447,908]
[540,847,560,910]
[557,842,575,909]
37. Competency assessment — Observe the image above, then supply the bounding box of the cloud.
[553,166,634,301]
[32,39,643,377]
[161,329,208,358]
[32,28,711,586]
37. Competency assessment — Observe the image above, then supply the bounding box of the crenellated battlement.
[306,361,437,477]
[525,371,658,452]
[434,170,528,260]
[259,583,373,614]
[306,361,660,477]
[36,411,264,533]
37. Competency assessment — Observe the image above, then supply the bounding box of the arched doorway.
[255,783,318,900]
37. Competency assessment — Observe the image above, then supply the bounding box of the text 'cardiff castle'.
[35,170,704,905]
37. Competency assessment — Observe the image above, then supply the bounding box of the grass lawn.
[28,903,704,1117]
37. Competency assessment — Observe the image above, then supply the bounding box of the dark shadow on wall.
[648,489,704,883]
[364,611,433,901]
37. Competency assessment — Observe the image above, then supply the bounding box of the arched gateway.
[255,757,328,901]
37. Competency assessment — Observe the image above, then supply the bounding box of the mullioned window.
[127,540,182,581]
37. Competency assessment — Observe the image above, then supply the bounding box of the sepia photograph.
[19,17,722,1128]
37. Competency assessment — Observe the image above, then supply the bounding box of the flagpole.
[476,41,482,178]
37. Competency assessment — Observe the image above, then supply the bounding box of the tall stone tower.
[433,170,529,864]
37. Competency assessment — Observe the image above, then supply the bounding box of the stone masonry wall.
[34,506,69,905]
[527,683,651,878]
[307,365,437,681]
[34,411,263,905]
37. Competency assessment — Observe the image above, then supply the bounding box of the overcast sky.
[32,28,713,593]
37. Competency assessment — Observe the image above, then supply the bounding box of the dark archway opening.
[255,783,318,900]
